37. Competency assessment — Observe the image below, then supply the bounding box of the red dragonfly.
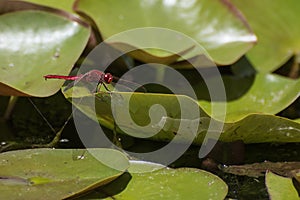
[44,69,144,92]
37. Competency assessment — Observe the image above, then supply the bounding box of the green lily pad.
[99,161,228,200]
[199,73,300,122]
[20,0,76,13]
[128,160,166,173]
[220,114,300,143]
[265,171,299,200]
[65,91,213,143]
[64,84,300,144]
[0,10,90,97]
[0,148,129,200]
[142,114,300,144]
[60,71,300,145]
[74,0,256,64]
[231,0,300,72]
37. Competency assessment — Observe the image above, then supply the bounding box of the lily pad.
[64,86,300,144]
[199,73,300,122]
[0,148,129,200]
[0,10,90,97]
[74,0,256,64]
[98,161,228,200]
[60,70,300,145]
[231,0,300,72]
[265,171,299,200]
[20,0,76,13]
[66,91,212,143]
[143,114,300,144]
[220,114,300,143]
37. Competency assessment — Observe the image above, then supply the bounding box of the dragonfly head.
[104,73,113,84]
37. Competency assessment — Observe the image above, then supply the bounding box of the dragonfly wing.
[113,77,146,92]
[63,81,76,92]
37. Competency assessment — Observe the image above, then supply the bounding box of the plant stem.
[3,96,18,120]
[33,111,73,148]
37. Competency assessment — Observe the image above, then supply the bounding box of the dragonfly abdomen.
[44,75,81,81]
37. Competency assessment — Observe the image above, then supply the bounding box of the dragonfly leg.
[95,82,102,93]
[96,82,110,93]
[102,83,110,92]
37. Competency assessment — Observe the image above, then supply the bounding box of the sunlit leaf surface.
[265,171,299,200]
[0,10,90,96]
[74,0,256,64]
[231,0,300,72]
[0,148,129,200]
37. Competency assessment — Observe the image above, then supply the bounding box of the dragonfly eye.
[104,73,113,84]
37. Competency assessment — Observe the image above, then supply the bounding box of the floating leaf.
[265,171,299,200]
[0,148,129,200]
[20,0,76,13]
[199,73,300,122]
[74,0,256,64]
[64,87,300,144]
[0,10,90,96]
[231,0,300,72]
[98,161,228,200]
[220,114,300,143]
[294,118,300,124]
[66,91,208,143]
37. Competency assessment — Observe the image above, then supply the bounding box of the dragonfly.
[44,69,145,92]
